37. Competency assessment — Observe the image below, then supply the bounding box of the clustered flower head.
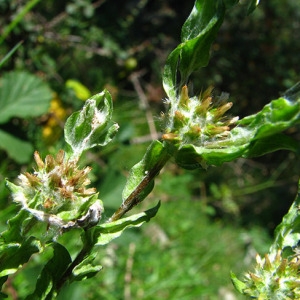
[242,249,300,299]
[161,85,239,147]
[18,149,96,215]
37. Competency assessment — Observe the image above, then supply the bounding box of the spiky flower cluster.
[242,250,300,299]
[162,85,238,147]
[18,150,96,214]
[8,149,104,232]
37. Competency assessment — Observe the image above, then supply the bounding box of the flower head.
[241,250,300,299]
[9,150,102,230]
[162,85,238,147]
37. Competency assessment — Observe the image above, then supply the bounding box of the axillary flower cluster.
[162,85,239,147]
[241,250,300,299]
[8,150,103,231]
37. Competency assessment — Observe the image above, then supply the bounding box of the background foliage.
[0,0,299,298]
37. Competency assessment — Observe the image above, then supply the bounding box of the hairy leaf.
[64,90,118,158]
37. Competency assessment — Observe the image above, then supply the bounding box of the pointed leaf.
[230,271,247,294]
[72,252,102,282]
[122,140,170,203]
[95,202,160,246]
[64,90,118,157]
[163,0,226,99]
[270,179,300,255]
[0,71,52,124]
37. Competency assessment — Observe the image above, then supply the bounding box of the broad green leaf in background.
[64,90,119,158]
[0,71,52,124]
[0,129,33,163]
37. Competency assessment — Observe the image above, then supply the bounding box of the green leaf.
[245,133,299,158]
[245,0,260,15]
[174,84,300,169]
[163,0,226,99]
[0,236,40,277]
[0,71,52,124]
[0,129,33,163]
[122,141,169,202]
[95,202,160,246]
[0,206,40,283]
[26,242,72,300]
[0,208,29,244]
[72,252,102,282]
[230,271,247,294]
[270,179,300,255]
[64,90,119,158]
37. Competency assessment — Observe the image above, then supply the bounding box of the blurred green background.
[0,0,299,299]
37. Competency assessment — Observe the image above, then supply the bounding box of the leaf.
[94,202,160,246]
[0,207,40,283]
[0,208,30,244]
[0,71,52,124]
[163,0,226,99]
[0,236,40,277]
[122,141,169,202]
[245,0,260,15]
[0,129,33,163]
[174,84,300,169]
[270,179,300,255]
[26,242,72,300]
[230,271,247,294]
[72,252,102,282]
[64,90,119,158]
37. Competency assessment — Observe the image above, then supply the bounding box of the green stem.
[56,228,95,291]
[109,143,172,222]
